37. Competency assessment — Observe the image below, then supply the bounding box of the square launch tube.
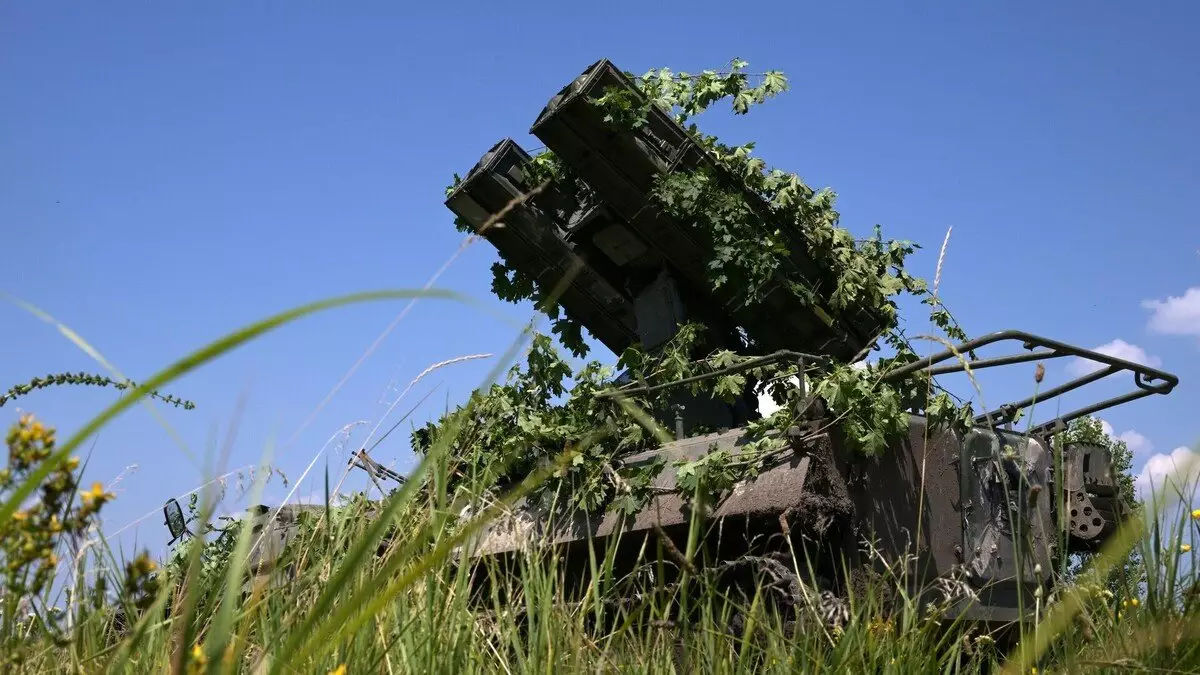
[445,138,641,356]
[529,59,887,361]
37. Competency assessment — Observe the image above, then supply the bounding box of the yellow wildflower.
[868,616,894,636]
[132,553,157,575]
[1192,508,1200,520]
[328,665,347,675]
[81,482,113,504]
[12,510,28,522]
[191,644,207,665]
[1182,544,1193,553]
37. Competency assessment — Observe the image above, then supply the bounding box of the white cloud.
[1099,420,1152,461]
[1067,339,1161,376]
[1136,446,1200,499]
[1143,286,1200,340]
[1118,429,1154,457]
[1098,418,1154,459]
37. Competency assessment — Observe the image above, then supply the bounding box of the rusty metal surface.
[845,416,964,587]
[462,428,846,560]
[245,504,325,576]
[960,426,1053,597]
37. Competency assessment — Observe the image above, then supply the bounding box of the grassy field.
[2,293,1199,674]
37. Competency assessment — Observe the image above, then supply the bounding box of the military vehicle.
[163,57,1179,640]
[440,58,1181,635]
[161,457,395,590]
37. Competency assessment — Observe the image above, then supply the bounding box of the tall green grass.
[10,464,1200,674]
[2,290,1199,674]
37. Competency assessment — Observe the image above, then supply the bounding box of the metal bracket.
[163,497,194,546]
[881,330,1179,436]
[349,449,406,489]
[1062,442,1118,549]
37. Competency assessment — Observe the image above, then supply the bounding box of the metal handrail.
[880,330,1179,436]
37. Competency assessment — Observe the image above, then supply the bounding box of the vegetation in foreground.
[1,406,1198,674]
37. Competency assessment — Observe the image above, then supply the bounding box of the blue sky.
[2,2,1198,563]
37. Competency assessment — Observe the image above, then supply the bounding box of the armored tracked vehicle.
[163,58,1179,639]
[441,58,1180,634]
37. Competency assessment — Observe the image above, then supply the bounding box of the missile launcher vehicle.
[441,58,1180,633]
[162,58,1179,640]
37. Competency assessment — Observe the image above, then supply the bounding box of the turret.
[445,59,899,435]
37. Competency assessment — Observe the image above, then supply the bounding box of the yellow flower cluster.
[1115,596,1140,621]
[1,414,113,605]
[122,550,161,614]
[2,413,168,669]
[78,480,115,519]
[3,413,56,478]
[188,640,253,673]
[186,644,208,675]
[867,615,894,637]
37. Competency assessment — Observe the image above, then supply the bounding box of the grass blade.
[266,317,542,673]
[0,288,472,535]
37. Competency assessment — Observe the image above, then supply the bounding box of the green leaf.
[733,90,754,114]
[762,71,788,93]
[1,289,481,534]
